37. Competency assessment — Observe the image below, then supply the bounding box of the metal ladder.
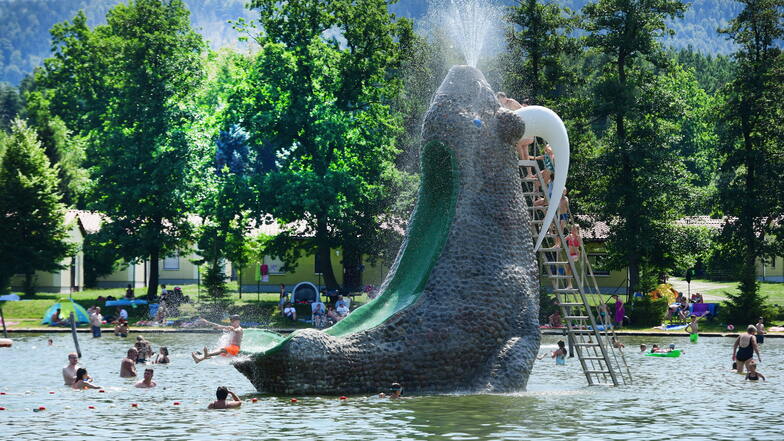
[519,157,632,386]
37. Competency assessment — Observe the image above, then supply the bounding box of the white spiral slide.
[513,106,570,251]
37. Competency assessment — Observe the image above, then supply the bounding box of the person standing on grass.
[612,294,625,328]
[89,307,103,338]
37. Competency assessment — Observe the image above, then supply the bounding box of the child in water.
[553,340,567,365]
[745,360,766,381]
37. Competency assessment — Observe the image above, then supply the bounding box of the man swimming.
[121,348,138,377]
[192,314,243,363]
[207,386,242,409]
[134,368,157,388]
[63,352,80,385]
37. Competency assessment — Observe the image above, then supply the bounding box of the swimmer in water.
[192,315,243,363]
[134,368,157,388]
[379,382,403,399]
[640,344,647,352]
[72,368,101,390]
[208,386,242,409]
[745,360,766,381]
[553,340,567,365]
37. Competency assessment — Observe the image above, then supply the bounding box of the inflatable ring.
[645,349,680,358]
[0,339,12,348]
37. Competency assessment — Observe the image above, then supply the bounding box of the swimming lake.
[1,332,781,440]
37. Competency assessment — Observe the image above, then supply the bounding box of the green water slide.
[242,141,459,354]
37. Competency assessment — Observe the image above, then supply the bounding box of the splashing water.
[434,0,504,67]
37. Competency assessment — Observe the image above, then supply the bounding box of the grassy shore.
[0,283,371,330]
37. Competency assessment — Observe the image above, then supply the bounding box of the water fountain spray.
[434,0,504,67]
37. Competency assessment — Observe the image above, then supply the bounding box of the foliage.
[82,229,121,288]
[0,119,73,293]
[719,289,772,327]
[714,0,784,297]
[228,0,414,291]
[583,0,688,292]
[503,0,581,105]
[628,296,668,327]
[0,82,23,131]
[33,0,208,297]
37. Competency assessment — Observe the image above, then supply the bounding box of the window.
[588,253,610,276]
[163,254,179,271]
[264,255,286,274]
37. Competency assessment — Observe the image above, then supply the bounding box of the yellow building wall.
[537,242,628,294]
[239,249,388,292]
[10,220,84,293]
[757,255,784,282]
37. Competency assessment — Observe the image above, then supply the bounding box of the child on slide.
[192,315,243,363]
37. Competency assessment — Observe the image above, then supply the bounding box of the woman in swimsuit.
[552,340,567,365]
[71,368,101,390]
[732,325,761,374]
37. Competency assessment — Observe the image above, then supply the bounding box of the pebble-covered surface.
[234,65,540,395]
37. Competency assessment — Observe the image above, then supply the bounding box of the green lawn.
[704,282,784,305]
[0,282,370,329]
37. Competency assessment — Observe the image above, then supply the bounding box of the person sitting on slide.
[191,315,243,363]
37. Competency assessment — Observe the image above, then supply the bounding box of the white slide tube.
[513,106,570,251]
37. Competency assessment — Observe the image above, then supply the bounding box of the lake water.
[1,332,781,440]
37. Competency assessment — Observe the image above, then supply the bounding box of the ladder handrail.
[519,158,631,386]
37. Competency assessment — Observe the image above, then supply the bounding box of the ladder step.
[585,370,612,375]
[522,192,543,197]
[547,275,573,279]
[522,177,540,183]
[581,356,609,361]
[553,288,579,293]
[558,302,584,307]
[538,247,561,252]
[575,343,601,347]
[564,315,589,320]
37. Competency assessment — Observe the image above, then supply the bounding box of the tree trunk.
[739,112,759,296]
[147,248,160,298]
[342,246,363,293]
[316,215,340,291]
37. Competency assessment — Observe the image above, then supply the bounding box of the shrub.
[628,296,668,327]
[539,287,559,324]
[719,289,773,328]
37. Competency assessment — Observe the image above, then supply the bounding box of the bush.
[628,296,668,327]
[719,289,773,328]
[539,287,559,324]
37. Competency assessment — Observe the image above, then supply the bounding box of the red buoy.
[173,402,181,405]
[290,398,298,403]
[340,396,347,400]
[0,392,6,395]
[98,390,105,393]
[49,391,55,394]
[251,398,258,403]
[0,407,6,410]
[131,403,138,407]
[88,406,95,409]
[38,406,46,410]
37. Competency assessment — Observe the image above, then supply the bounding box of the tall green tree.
[35,0,208,296]
[0,119,73,293]
[503,0,581,105]
[229,0,413,291]
[583,0,688,292]
[0,82,22,132]
[715,0,784,299]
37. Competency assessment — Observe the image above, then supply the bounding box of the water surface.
[1,332,780,440]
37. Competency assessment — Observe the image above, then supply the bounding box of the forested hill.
[0,0,742,85]
[0,0,255,85]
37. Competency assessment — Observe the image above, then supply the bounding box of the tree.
[196,125,255,300]
[0,82,22,132]
[583,0,688,292]
[0,119,73,293]
[35,0,208,297]
[503,0,581,105]
[230,0,413,291]
[715,0,784,298]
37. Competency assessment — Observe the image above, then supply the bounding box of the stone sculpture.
[234,65,541,394]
